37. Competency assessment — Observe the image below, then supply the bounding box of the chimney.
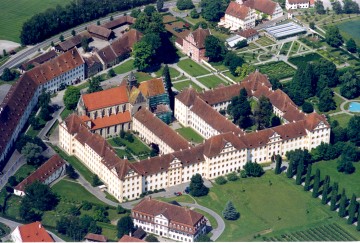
[39,223,42,228]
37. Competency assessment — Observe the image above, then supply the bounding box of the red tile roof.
[132,198,204,233]
[133,108,190,151]
[225,1,251,20]
[119,235,145,242]
[21,50,58,70]
[56,32,91,52]
[238,28,259,38]
[102,16,135,29]
[82,86,129,111]
[88,25,113,39]
[84,233,107,242]
[189,28,211,49]
[175,87,198,107]
[85,111,131,130]
[14,154,66,192]
[243,0,278,15]
[18,221,54,242]
[138,78,166,98]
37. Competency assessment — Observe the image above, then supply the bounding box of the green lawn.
[0,222,10,237]
[193,208,218,230]
[52,179,105,204]
[107,135,151,155]
[113,59,135,74]
[157,195,195,204]
[46,120,59,137]
[13,164,36,182]
[60,108,73,120]
[194,172,360,241]
[136,72,153,82]
[256,61,296,80]
[0,0,73,42]
[176,127,204,143]
[197,75,227,89]
[209,61,228,72]
[177,59,210,77]
[97,222,118,241]
[334,18,360,45]
[173,80,203,92]
[330,113,352,128]
[155,66,181,79]
[224,71,244,82]
[312,159,360,196]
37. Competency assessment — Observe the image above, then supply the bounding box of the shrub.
[227,172,239,181]
[190,9,199,18]
[82,201,93,211]
[215,176,227,185]
[117,205,126,214]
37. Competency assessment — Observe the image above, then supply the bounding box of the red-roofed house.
[11,221,54,242]
[132,198,207,242]
[240,0,283,20]
[14,155,67,196]
[218,1,256,31]
[182,28,211,63]
[119,235,145,242]
[84,233,107,242]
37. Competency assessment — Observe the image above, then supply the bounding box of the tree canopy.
[190,174,209,197]
[88,76,103,94]
[176,0,195,10]
[227,88,252,129]
[346,38,357,53]
[243,161,264,177]
[254,96,273,130]
[325,26,343,48]
[223,201,240,220]
[205,35,227,62]
[21,142,43,166]
[64,86,81,110]
[201,0,229,21]
[117,216,134,238]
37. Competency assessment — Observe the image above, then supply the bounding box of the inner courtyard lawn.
[197,75,227,89]
[176,127,204,143]
[177,59,210,77]
[194,172,360,242]
[173,80,203,92]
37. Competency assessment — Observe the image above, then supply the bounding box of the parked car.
[184,187,190,194]
[174,192,182,196]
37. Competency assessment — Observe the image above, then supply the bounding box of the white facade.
[11,227,22,243]
[286,0,310,9]
[221,10,256,31]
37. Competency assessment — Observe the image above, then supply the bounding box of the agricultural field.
[194,172,360,242]
[197,75,227,89]
[173,80,203,92]
[177,59,210,77]
[288,53,323,67]
[256,61,296,80]
[0,0,73,42]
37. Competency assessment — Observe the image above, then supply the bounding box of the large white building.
[0,48,85,166]
[218,1,256,31]
[132,198,207,242]
[58,71,331,203]
[286,0,310,9]
[238,0,283,20]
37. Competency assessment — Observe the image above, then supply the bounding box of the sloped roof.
[133,108,189,151]
[238,28,259,38]
[14,154,66,192]
[18,221,54,242]
[88,25,113,38]
[84,233,107,242]
[203,132,247,157]
[190,28,211,49]
[287,0,309,4]
[101,16,135,29]
[84,111,131,130]
[21,50,57,70]
[138,78,166,98]
[243,0,278,15]
[175,87,198,107]
[132,198,204,228]
[225,1,251,20]
[84,55,102,68]
[119,235,145,242]
[57,32,91,52]
[82,86,129,111]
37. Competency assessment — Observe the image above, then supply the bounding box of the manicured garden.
[177,59,210,77]
[197,75,227,89]
[256,61,296,80]
[255,36,276,47]
[176,127,204,143]
[155,66,181,79]
[107,134,151,156]
[113,59,135,75]
[173,80,203,92]
[288,53,323,68]
[193,172,360,241]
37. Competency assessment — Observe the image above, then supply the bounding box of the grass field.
[334,18,360,45]
[113,59,135,75]
[256,61,296,80]
[330,113,352,128]
[13,164,36,182]
[194,172,360,241]
[224,71,244,82]
[173,80,203,92]
[136,72,153,82]
[107,135,151,155]
[177,59,210,77]
[311,159,360,196]
[60,108,73,120]
[197,75,227,89]
[0,0,73,42]
[176,127,204,143]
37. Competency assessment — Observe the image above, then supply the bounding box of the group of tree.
[325,26,343,48]
[227,88,252,129]
[56,215,101,241]
[332,0,360,14]
[205,35,227,63]
[189,174,209,197]
[315,1,326,14]
[20,0,158,45]
[242,161,264,177]
[87,76,103,93]
[64,86,81,110]
[20,181,59,222]
[21,143,46,166]
[16,134,47,153]
[285,149,312,180]
[38,89,53,121]
[132,10,178,71]
[176,0,194,10]
[200,0,230,21]
[339,68,360,99]
[254,96,274,130]
[117,215,134,238]
[223,52,244,77]
[235,64,255,80]
[1,68,19,81]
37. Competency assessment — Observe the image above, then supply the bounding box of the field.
[176,127,204,143]
[311,159,360,196]
[288,53,323,68]
[256,61,296,80]
[334,19,360,45]
[330,113,352,128]
[113,59,135,75]
[197,75,227,89]
[177,59,210,77]
[194,172,360,242]
[0,0,73,42]
[173,80,203,92]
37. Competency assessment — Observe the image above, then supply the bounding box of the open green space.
[223,71,244,83]
[289,41,301,56]
[60,108,73,120]
[157,195,195,204]
[173,80,203,92]
[193,208,218,230]
[113,59,135,75]
[177,59,210,77]
[280,42,292,55]
[155,66,181,79]
[333,18,360,45]
[330,113,352,128]
[194,172,360,241]
[255,36,276,47]
[97,222,118,242]
[197,75,227,89]
[46,120,59,137]
[0,0,73,42]
[107,135,151,156]
[209,61,228,72]
[256,61,296,80]
[311,159,360,196]
[176,127,204,143]
[288,53,323,68]
[13,164,36,182]
[136,72,153,82]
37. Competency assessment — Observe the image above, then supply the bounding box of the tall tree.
[295,160,304,185]
[346,38,357,53]
[347,194,358,224]
[315,0,326,14]
[224,52,244,76]
[274,155,282,175]
[162,65,174,111]
[312,169,321,198]
[325,26,343,47]
[332,1,343,14]
[201,0,229,21]
[190,174,209,197]
[144,5,156,16]
[304,164,312,191]
[21,143,43,166]
[357,207,360,231]
[64,86,81,110]
[347,116,360,145]
[330,182,339,211]
[227,88,252,129]
[156,0,164,11]
[205,35,227,62]
[176,0,195,10]
[339,69,360,99]
[321,175,330,204]
[243,161,264,177]
[343,0,360,13]
[254,96,273,130]
[338,189,347,217]
[318,87,336,112]
[286,161,294,178]
[222,201,240,220]
[88,76,103,93]
[302,102,314,114]
[133,40,155,71]
[1,68,15,81]
[117,216,134,238]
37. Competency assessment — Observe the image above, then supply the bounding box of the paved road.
[0,216,64,242]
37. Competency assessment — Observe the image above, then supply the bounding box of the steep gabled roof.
[21,50,57,70]
[138,78,166,98]
[82,86,129,111]
[87,25,113,38]
[175,87,198,107]
[243,0,278,15]
[225,1,251,20]
[101,16,135,29]
[18,221,54,242]
[119,235,145,242]
[189,28,211,49]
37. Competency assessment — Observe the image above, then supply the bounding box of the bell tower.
[127,71,138,90]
